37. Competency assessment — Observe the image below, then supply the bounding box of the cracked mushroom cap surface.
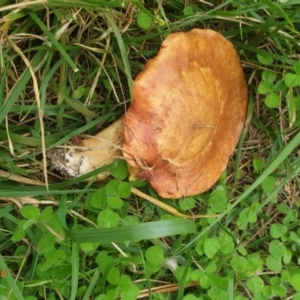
[122,29,248,199]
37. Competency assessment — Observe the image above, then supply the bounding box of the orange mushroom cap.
[122,29,248,199]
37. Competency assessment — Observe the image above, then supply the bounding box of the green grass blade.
[0,253,25,300]
[260,0,294,27]
[49,113,117,148]
[28,11,78,72]
[47,0,123,8]
[82,269,101,300]
[178,129,300,254]
[70,242,79,300]
[106,14,133,97]
[0,50,46,124]
[68,219,197,243]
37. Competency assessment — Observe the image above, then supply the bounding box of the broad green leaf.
[290,232,300,245]
[237,208,249,230]
[205,263,217,274]
[43,213,65,240]
[200,273,210,289]
[97,210,120,228]
[261,176,276,194]
[283,210,297,225]
[253,158,264,172]
[276,204,291,214]
[292,274,300,292]
[110,159,128,180]
[258,80,273,94]
[219,170,227,182]
[11,229,26,242]
[91,188,107,209]
[266,255,282,272]
[270,276,281,286]
[80,243,98,253]
[247,276,264,294]
[209,188,227,213]
[123,215,140,226]
[137,11,152,29]
[272,80,286,92]
[281,270,291,282]
[257,54,273,65]
[272,285,287,298]
[107,195,123,209]
[96,252,115,273]
[20,206,40,219]
[119,275,132,293]
[218,231,235,254]
[203,238,219,259]
[69,219,196,243]
[248,254,264,274]
[190,269,202,281]
[146,246,164,265]
[37,232,56,254]
[105,180,119,195]
[38,206,54,222]
[106,180,124,208]
[107,288,118,300]
[107,267,120,285]
[265,92,280,108]
[179,197,196,211]
[294,60,300,75]
[73,85,86,99]
[231,255,248,273]
[285,73,300,87]
[121,284,139,300]
[262,286,273,298]
[117,182,131,198]
[248,201,260,224]
[269,240,286,257]
[262,70,277,82]
[270,223,287,238]
[294,292,300,300]
[182,295,199,300]
[175,266,192,284]
[183,6,194,16]
[196,240,204,256]
[22,219,37,230]
[208,287,228,300]
[43,248,65,267]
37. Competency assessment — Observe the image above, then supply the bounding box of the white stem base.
[48,119,123,180]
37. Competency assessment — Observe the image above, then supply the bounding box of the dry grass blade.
[0,197,59,207]
[131,187,219,219]
[137,281,199,299]
[0,170,45,186]
[6,35,48,189]
[1,1,300,299]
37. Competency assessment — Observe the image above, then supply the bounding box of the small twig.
[0,170,45,186]
[137,281,199,299]
[131,187,219,219]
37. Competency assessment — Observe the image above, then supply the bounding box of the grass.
[1,0,300,299]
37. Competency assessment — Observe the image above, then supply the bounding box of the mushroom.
[49,29,248,199]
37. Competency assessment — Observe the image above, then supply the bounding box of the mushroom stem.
[49,118,123,180]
